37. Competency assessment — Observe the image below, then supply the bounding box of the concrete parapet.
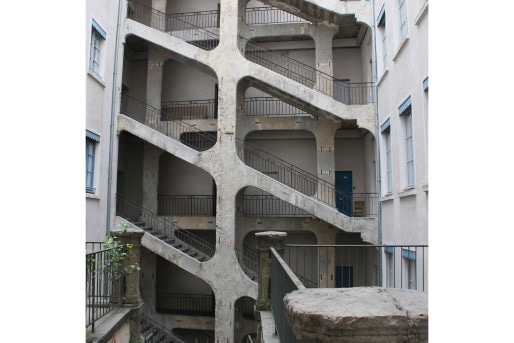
[284,287,428,342]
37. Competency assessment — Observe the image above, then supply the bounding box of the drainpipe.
[106,0,124,236]
[370,0,383,285]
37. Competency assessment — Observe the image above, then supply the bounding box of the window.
[376,5,388,73]
[402,249,416,290]
[384,247,394,288]
[399,96,414,188]
[399,0,408,39]
[86,131,100,193]
[423,77,429,91]
[381,118,392,194]
[89,19,106,76]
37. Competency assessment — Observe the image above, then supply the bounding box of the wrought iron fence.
[161,99,217,119]
[141,314,186,343]
[127,1,219,50]
[156,293,215,316]
[243,194,311,217]
[116,194,216,259]
[238,36,374,105]
[245,6,309,25]
[86,247,124,332]
[237,139,378,217]
[244,97,311,117]
[158,195,215,216]
[236,245,259,281]
[86,241,105,253]
[284,244,428,291]
[120,94,218,152]
[271,247,304,343]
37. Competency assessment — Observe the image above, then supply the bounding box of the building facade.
[85,0,428,341]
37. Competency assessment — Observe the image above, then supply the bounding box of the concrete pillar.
[146,47,165,111]
[140,248,157,317]
[313,118,339,206]
[255,231,287,311]
[111,225,145,341]
[311,23,338,95]
[315,228,338,288]
[142,143,161,214]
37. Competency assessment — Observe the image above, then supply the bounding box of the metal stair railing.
[141,314,186,343]
[127,0,220,50]
[245,6,309,25]
[235,245,259,281]
[238,35,374,105]
[116,195,216,259]
[120,93,218,152]
[121,95,376,217]
[236,138,369,215]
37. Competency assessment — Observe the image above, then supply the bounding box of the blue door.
[335,171,353,215]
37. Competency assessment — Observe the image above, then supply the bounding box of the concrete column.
[311,23,338,95]
[313,118,339,206]
[140,248,157,317]
[111,225,145,341]
[142,143,161,214]
[255,231,287,311]
[146,47,165,111]
[315,227,338,288]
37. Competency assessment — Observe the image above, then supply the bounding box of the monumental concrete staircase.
[118,2,377,242]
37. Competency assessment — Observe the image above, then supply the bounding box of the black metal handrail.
[156,292,215,316]
[86,247,124,332]
[121,94,377,217]
[161,98,217,119]
[284,244,429,291]
[127,1,219,50]
[246,6,309,25]
[236,138,378,217]
[243,194,311,217]
[158,195,215,216]
[141,314,186,343]
[116,194,216,259]
[238,36,374,105]
[271,247,303,343]
[235,245,259,280]
[120,94,218,152]
[244,97,311,117]
[167,9,220,30]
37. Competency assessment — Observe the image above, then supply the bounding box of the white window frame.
[399,0,408,40]
[385,130,393,193]
[377,8,388,73]
[89,19,106,77]
[405,112,414,188]
[89,31,102,76]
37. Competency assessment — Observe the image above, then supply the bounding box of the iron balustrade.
[238,36,374,105]
[243,194,311,217]
[284,244,428,291]
[236,245,259,281]
[158,195,215,216]
[246,6,309,25]
[141,314,186,343]
[161,99,217,120]
[239,297,257,319]
[86,241,105,253]
[86,247,124,332]
[167,10,220,30]
[116,194,216,259]
[244,97,311,117]
[120,94,218,152]
[237,138,378,217]
[270,247,304,343]
[156,293,215,316]
[127,1,219,50]
[121,94,377,217]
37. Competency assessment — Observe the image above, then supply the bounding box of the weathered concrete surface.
[284,287,428,342]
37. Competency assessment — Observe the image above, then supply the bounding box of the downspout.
[370,0,384,284]
[106,0,124,236]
